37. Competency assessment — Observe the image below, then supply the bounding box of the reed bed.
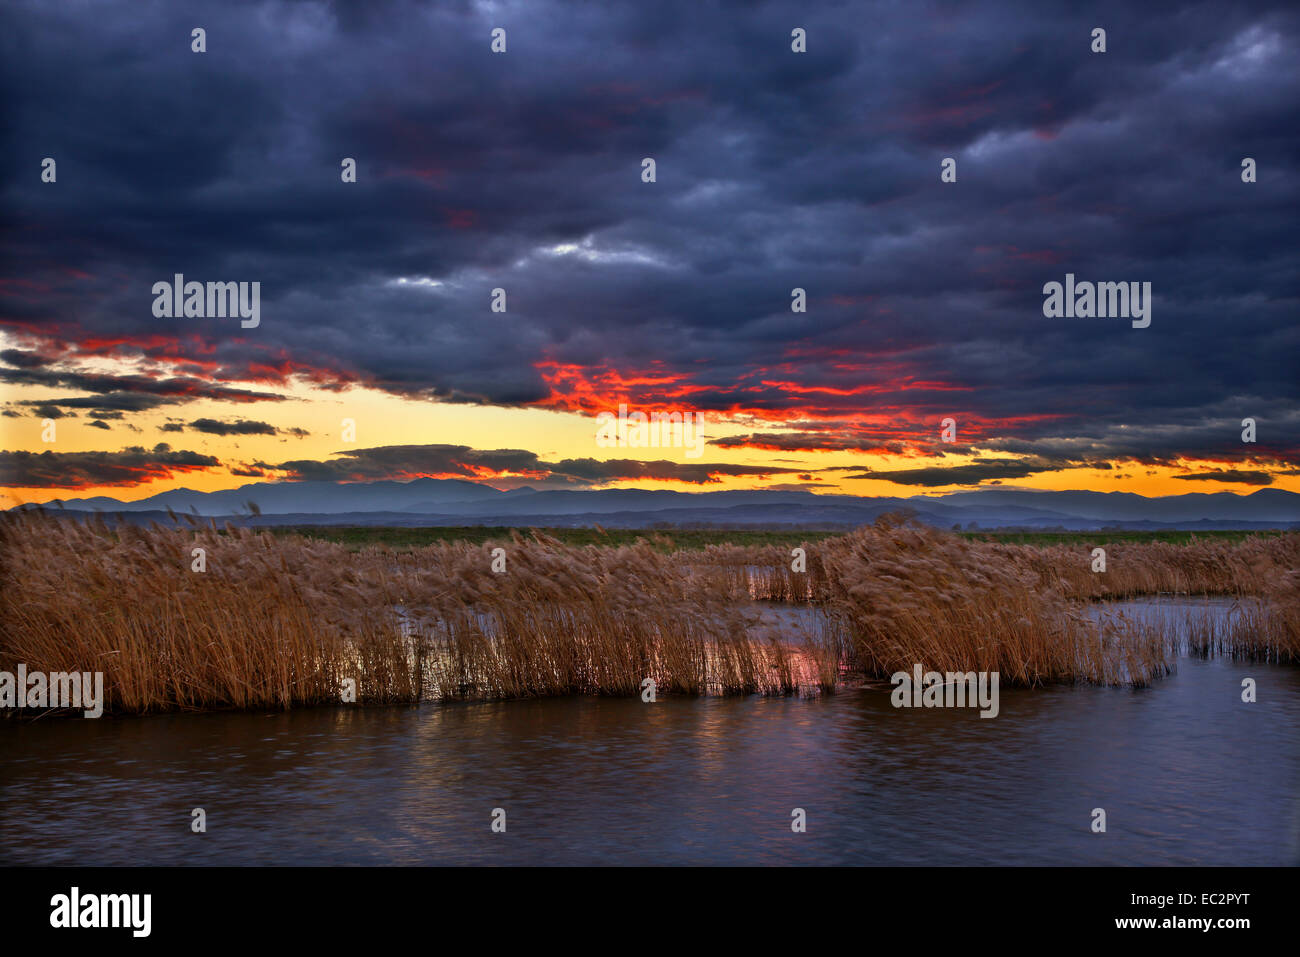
[811,518,1174,687]
[0,513,837,714]
[1009,536,1298,601]
[681,522,1298,682]
[1,511,1295,715]
[693,528,1299,604]
[1181,589,1300,665]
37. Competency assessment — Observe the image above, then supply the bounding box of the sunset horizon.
[3,3,1295,512]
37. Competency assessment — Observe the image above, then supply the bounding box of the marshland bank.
[1,513,1296,715]
[3,598,1297,866]
[270,525,1291,551]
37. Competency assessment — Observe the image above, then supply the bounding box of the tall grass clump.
[1183,576,1300,665]
[0,511,416,713]
[816,516,1173,687]
[680,523,1300,670]
[4,511,1294,715]
[0,513,839,715]
[1010,533,1299,601]
[373,530,839,699]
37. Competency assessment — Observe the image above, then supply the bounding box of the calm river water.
[2,599,1298,865]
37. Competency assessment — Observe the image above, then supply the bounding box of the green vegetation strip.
[961,529,1289,546]
[264,525,1287,551]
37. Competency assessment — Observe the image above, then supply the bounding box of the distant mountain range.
[14,479,1300,530]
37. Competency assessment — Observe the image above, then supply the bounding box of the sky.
[1,0,1297,509]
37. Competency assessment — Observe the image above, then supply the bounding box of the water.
[3,599,1298,865]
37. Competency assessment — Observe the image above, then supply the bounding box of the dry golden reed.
[0,513,836,714]
[2,511,1294,714]
[811,518,1174,687]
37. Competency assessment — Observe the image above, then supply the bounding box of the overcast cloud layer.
[1,0,1297,490]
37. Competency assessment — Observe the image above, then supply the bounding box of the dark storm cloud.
[979,403,1300,466]
[266,443,803,485]
[709,432,908,453]
[183,417,305,438]
[0,366,284,405]
[847,449,1122,487]
[847,458,1054,487]
[187,418,279,436]
[1172,468,1273,486]
[1,0,1296,464]
[0,444,221,488]
[20,394,177,414]
[0,349,51,368]
[549,456,803,485]
[268,445,547,482]
[26,404,74,419]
